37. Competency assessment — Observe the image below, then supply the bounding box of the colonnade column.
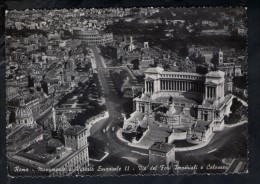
[205,86,218,99]
[222,83,224,97]
[145,81,148,93]
[156,79,209,94]
[146,81,154,93]
[216,85,219,99]
[163,80,165,90]
[205,86,208,99]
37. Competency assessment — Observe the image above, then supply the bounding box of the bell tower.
[218,50,223,65]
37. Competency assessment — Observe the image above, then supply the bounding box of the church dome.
[15,97,34,126]
[15,104,33,120]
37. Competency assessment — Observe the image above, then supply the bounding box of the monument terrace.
[123,67,233,146]
[143,67,224,102]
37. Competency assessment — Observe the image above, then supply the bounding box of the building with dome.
[123,67,233,144]
[8,105,90,176]
[15,98,34,127]
[7,97,43,155]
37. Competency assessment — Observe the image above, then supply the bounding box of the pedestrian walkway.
[233,94,248,107]
[225,120,248,128]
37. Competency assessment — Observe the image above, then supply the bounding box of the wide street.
[176,124,247,166]
[86,45,149,175]
[83,46,247,175]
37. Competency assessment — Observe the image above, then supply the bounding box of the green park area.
[224,98,247,125]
